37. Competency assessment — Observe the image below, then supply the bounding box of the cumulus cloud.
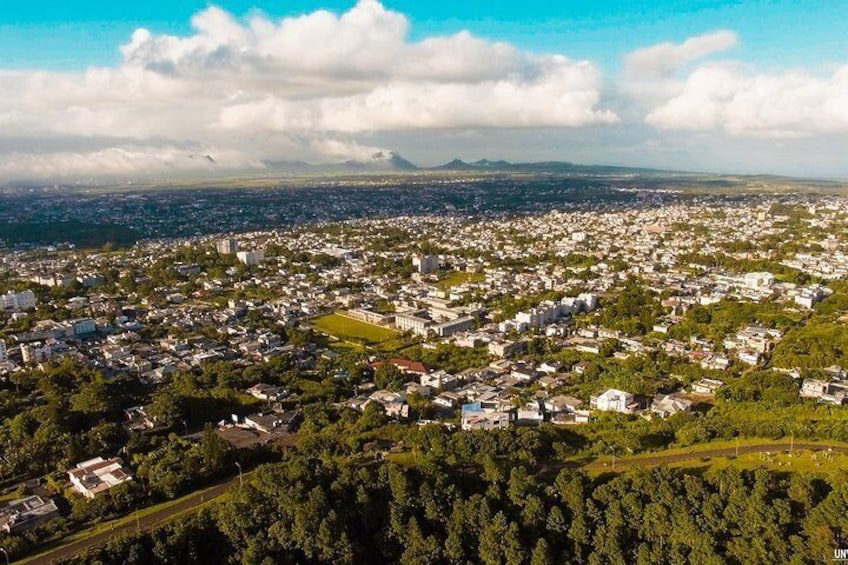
[622,30,737,102]
[645,63,848,137]
[0,0,616,179]
[628,31,848,138]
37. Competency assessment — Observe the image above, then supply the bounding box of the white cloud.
[628,31,848,138]
[645,63,848,137]
[622,30,737,102]
[0,1,616,179]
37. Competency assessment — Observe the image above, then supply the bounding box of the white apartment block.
[0,290,36,312]
[412,254,440,274]
[394,312,431,336]
[237,250,265,266]
[21,343,52,365]
[217,238,239,255]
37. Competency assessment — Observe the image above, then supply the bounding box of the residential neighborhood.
[2,182,848,562]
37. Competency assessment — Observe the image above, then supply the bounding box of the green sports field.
[312,313,399,345]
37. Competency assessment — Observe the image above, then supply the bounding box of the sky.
[1,0,847,180]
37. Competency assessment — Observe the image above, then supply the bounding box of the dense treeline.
[65,448,848,564]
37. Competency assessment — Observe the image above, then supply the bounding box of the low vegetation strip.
[580,439,848,474]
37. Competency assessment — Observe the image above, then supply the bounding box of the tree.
[70,378,115,416]
[147,388,184,426]
[375,363,405,390]
[531,538,554,565]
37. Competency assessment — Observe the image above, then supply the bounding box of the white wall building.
[21,343,52,365]
[394,312,431,336]
[65,318,96,337]
[237,250,265,266]
[0,290,36,312]
[590,389,638,413]
[217,238,239,255]
[412,254,440,274]
[744,272,775,289]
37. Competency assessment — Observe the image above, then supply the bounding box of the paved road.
[585,442,848,471]
[22,473,245,565]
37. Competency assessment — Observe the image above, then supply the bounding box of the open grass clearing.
[437,271,485,290]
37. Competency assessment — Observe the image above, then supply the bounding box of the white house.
[544,395,584,414]
[590,389,639,413]
[421,371,458,390]
[692,378,725,396]
[650,393,693,418]
[800,379,829,399]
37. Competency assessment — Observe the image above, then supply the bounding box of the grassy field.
[312,313,399,345]
[438,271,485,290]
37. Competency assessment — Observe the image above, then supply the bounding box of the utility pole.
[1,547,10,565]
[235,462,243,487]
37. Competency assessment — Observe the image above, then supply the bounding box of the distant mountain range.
[260,152,675,176]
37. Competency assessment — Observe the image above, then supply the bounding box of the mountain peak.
[341,151,417,171]
[472,159,510,168]
[434,158,513,170]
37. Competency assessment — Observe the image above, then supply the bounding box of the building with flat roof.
[461,411,510,431]
[0,496,60,534]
